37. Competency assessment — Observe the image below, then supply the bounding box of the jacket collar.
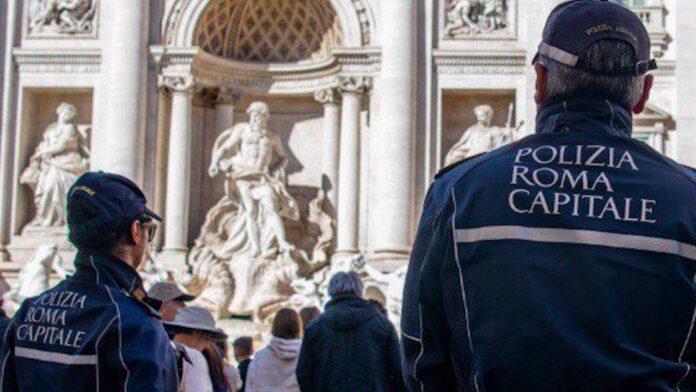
[536,98,633,138]
[73,251,144,294]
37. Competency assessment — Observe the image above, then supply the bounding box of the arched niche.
[164,0,373,51]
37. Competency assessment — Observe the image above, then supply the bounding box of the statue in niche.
[182,102,335,321]
[20,103,90,229]
[445,103,521,166]
[28,0,97,35]
[445,0,509,38]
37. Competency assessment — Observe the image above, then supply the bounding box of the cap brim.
[144,208,163,222]
[174,294,196,302]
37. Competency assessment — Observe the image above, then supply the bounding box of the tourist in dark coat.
[296,271,406,392]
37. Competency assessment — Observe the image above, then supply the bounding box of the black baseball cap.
[67,171,162,249]
[533,0,657,76]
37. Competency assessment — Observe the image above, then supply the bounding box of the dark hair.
[215,339,228,358]
[201,341,231,391]
[232,336,254,356]
[328,271,364,298]
[272,308,302,340]
[299,306,321,329]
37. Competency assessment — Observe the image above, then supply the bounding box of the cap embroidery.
[585,24,613,36]
[72,186,95,197]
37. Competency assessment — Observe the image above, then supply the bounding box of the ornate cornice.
[150,46,380,95]
[433,50,526,75]
[13,48,101,73]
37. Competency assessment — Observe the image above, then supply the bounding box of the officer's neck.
[109,247,145,271]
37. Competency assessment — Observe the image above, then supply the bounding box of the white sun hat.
[163,306,227,340]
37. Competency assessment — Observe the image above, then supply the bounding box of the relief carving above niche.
[443,0,515,40]
[27,0,98,36]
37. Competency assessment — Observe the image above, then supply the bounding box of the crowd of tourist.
[144,271,405,392]
[0,171,407,392]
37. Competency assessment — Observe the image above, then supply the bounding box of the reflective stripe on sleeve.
[15,347,97,366]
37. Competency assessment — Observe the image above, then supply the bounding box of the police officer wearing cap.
[0,172,178,391]
[402,1,696,391]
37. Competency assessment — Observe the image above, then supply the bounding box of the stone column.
[370,0,417,267]
[215,88,241,133]
[160,76,196,270]
[0,0,18,261]
[152,81,171,250]
[314,88,341,211]
[97,0,149,182]
[677,0,696,165]
[334,77,369,260]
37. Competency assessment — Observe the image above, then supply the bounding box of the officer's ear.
[534,63,549,105]
[129,219,145,246]
[632,74,654,115]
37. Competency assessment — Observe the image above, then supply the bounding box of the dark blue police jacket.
[0,252,179,391]
[402,98,696,391]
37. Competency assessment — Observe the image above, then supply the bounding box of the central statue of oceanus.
[181,102,335,321]
[207,101,300,257]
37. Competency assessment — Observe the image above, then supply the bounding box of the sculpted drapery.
[445,104,516,166]
[20,103,90,228]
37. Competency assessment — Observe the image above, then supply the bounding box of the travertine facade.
[0,0,681,323]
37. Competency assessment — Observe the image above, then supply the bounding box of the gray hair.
[539,40,645,108]
[328,271,364,298]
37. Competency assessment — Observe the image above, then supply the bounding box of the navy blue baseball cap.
[67,171,161,249]
[533,0,657,76]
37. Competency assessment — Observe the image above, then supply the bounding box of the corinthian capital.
[338,76,372,95]
[158,75,197,94]
[216,88,242,106]
[314,88,340,105]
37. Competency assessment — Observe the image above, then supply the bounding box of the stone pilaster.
[314,88,341,212]
[334,76,370,260]
[159,75,196,270]
[96,0,149,183]
[0,0,18,261]
[370,0,417,268]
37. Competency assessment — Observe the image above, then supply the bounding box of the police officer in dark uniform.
[0,172,178,391]
[402,1,696,391]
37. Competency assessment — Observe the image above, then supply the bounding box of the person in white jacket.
[246,308,303,392]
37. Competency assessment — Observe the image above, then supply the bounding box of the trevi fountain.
[0,0,683,336]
